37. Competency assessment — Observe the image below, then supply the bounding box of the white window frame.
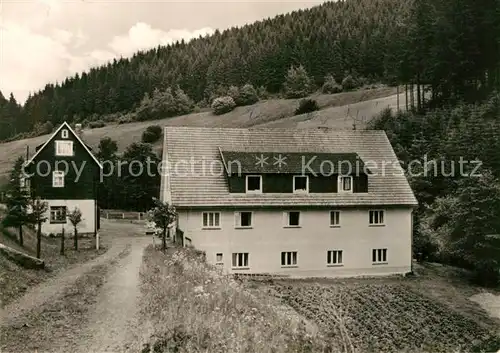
[202,212,221,229]
[234,211,253,229]
[61,129,69,138]
[327,250,343,266]
[50,206,67,224]
[281,251,298,267]
[283,211,301,228]
[293,175,309,193]
[52,171,65,188]
[338,176,353,193]
[232,252,249,269]
[55,140,74,156]
[369,210,385,226]
[330,210,341,227]
[215,253,223,265]
[245,175,262,193]
[372,248,388,264]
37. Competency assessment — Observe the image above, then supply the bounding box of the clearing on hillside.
[0,87,403,180]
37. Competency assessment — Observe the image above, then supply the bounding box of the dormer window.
[339,176,353,193]
[61,129,69,138]
[293,175,308,193]
[246,175,262,193]
[55,140,74,156]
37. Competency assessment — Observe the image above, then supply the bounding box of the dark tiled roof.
[161,127,418,207]
[220,151,370,175]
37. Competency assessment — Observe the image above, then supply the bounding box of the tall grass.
[138,246,347,353]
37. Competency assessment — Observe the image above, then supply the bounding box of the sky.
[0,0,324,104]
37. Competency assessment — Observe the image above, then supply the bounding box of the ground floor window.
[327,250,343,265]
[372,248,387,263]
[281,251,298,266]
[232,253,249,268]
[216,253,223,264]
[50,206,67,224]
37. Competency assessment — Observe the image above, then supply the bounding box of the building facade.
[161,127,418,277]
[24,122,102,236]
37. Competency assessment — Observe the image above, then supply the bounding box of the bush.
[211,96,236,115]
[284,65,312,99]
[322,74,342,94]
[88,120,106,129]
[341,75,357,91]
[136,87,194,121]
[295,99,319,115]
[237,84,259,106]
[142,125,163,143]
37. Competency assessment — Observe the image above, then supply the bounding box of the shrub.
[136,87,194,121]
[88,120,106,129]
[211,96,236,115]
[322,74,342,94]
[295,99,319,115]
[237,84,259,106]
[142,125,163,143]
[341,75,357,91]
[284,65,312,99]
[117,115,134,124]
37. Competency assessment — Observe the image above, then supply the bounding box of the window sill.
[283,225,301,228]
[202,227,221,230]
[232,267,250,270]
[369,224,385,227]
[372,262,388,265]
[235,226,253,229]
[293,190,308,194]
[281,265,298,268]
[245,191,262,194]
[330,225,341,228]
[327,264,344,267]
[52,185,65,188]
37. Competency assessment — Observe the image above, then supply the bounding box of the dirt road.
[0,220,152,353]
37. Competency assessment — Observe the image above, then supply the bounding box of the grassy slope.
[139,246,500,353]
[0,224,106,307]
[0,86,403,179]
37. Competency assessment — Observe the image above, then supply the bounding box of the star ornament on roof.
[273,154,287,168]
[255,154,269,167]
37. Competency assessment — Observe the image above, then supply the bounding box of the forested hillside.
[0,0,412,142]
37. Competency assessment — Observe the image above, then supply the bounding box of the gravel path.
[74,236,150,353]
[0,220,153,352]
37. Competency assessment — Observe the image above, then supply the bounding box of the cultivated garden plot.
[269,281,500,353]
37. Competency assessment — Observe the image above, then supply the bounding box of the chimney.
[75,123,83,139]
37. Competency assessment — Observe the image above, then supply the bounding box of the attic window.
[293,176,308,193]
[339,176,353,193]
[55,141,74,156]
[246,175,262,193]
[61,129,69,138]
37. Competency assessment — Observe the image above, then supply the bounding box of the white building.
[160,127,418,277]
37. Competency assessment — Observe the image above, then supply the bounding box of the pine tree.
[2,156,30,246]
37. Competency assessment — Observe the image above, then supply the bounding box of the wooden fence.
[100,209,147,221]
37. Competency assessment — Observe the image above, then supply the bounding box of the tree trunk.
[74,227,78,251]
[405,84,409,111]
[416,74,421,113]
[19,225,23,247]
[60,227,65,255]
[162,227,167,253]
[36,222,41,259]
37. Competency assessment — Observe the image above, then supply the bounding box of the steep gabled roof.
[25,122,102,169]
[161,127,418,208]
